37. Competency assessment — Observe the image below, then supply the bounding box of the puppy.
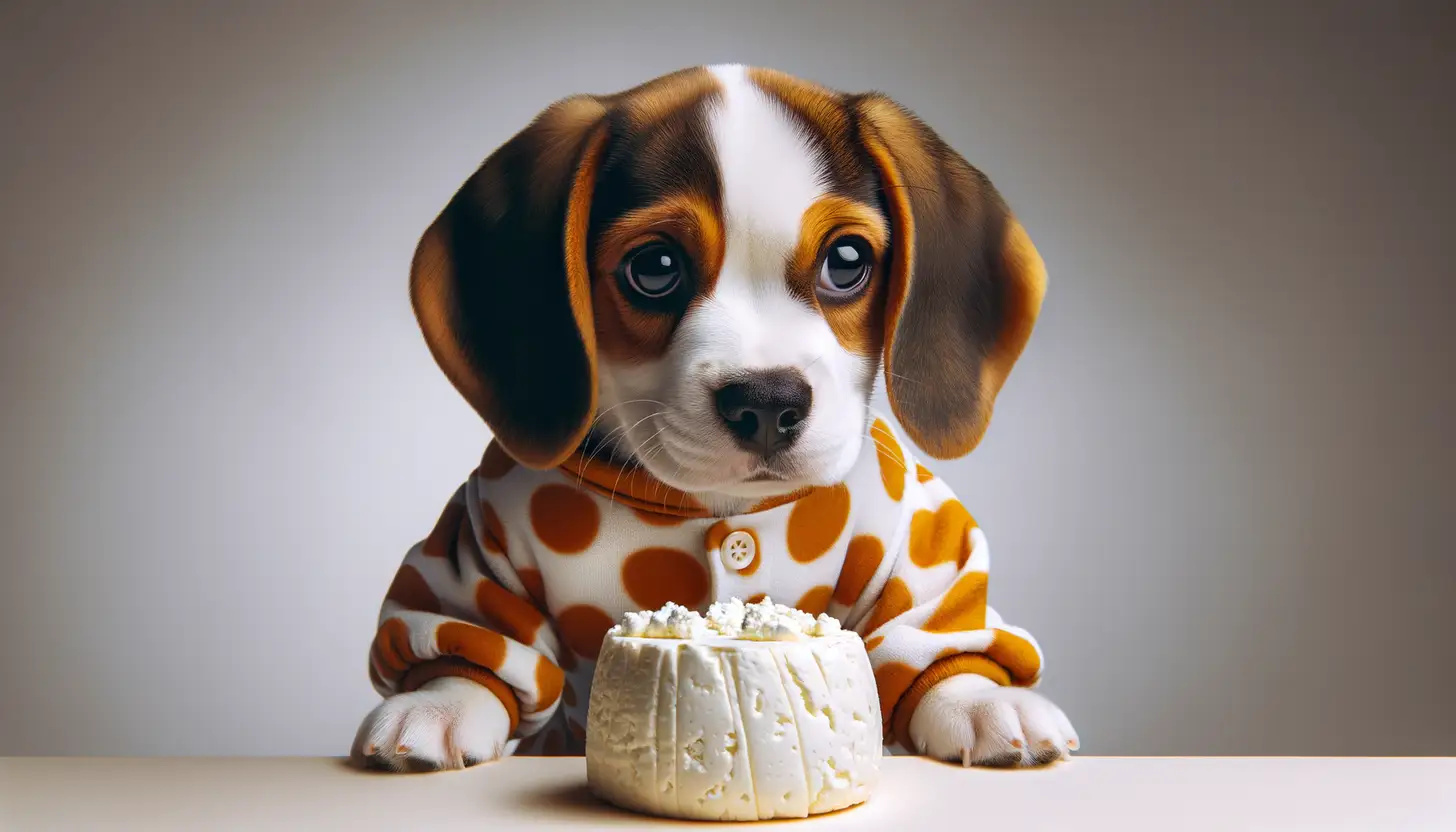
[353,65,1077,772]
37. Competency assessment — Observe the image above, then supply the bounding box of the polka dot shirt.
[368,413,1043,756]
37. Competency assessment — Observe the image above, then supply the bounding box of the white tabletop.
[2,756,1453,830]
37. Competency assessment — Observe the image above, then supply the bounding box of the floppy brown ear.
[411,96,611,469]
[853,94,1047,460]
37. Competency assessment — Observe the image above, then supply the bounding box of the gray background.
[2,0,1453,757]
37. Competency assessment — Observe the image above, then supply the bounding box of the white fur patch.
[595,64,872,503]
[706,64,827,260]
[351,676,511,771]
[908,676,1079,767]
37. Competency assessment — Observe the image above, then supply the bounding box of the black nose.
[714,369,813,456]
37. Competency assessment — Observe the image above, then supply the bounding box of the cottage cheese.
[586,598,881,821]
[614,598,842,641]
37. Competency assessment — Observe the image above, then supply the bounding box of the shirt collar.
[556,448,814,520]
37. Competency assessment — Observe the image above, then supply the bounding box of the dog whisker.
[860,430,902,459]
[587,410,665,492]
[632,423,674,500]
[605,410,669,503]
[582,399,668,456]
[883,370,923,386]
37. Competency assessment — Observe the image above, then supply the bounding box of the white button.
[721,530,757,571]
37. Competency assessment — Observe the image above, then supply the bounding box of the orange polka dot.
[795,585,833,616]
[632,507,685,527]
[518,568,546,606]
[622,547,709,610]
[915,464,934,484]
[568,718,587,742]
[833,535,884,606]
[480,442,517,480]
[865,636,884,651]
[556,605,615,659]
[986,630,1042,685]
[562,681,578,708]
[475,579,546,644]
[907,500,975,569]
[786,484,851,563]
[745,593,768,605]
[557,643,577,671]
[422,501,466,558]
[435,621,508,671]
[871,419,907,501]
[529,484,600,554]
[740,552,761,577]
[384,565,440,614]
[534,655,563,710]
[370,618,421,680]
[747,486,815,514]
[923,571,987,633]
[705,523,761,576]
[479,500,506,554]
[861,576,914,636]
[874,661,919,735]
[705,520,731,551]
[542,729,566,756]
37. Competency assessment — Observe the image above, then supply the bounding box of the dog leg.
[907,674,1079,767]
[351,677,511,772]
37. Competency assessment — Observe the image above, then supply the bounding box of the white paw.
[907,675,1079,767]
[351,677,511,772]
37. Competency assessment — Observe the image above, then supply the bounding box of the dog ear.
[852,94,1047,460]
[411,96,611,469]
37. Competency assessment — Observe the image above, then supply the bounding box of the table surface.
[2,756,1453,831]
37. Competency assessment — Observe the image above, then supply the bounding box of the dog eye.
[818,236,871,295]
[621,243,684,298]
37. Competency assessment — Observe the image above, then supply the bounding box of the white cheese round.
[586,599,882,821]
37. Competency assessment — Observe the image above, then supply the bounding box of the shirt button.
[721,530,757,571]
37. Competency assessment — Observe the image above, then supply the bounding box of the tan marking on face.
[789,196,887,278]
[617,67,721,128]
[746,67,873,195]
[788,196,890,358]
[745,67,848,145]
[855,115,916,404]
[592,193,725,363]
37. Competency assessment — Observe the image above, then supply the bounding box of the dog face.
[411,65,1046,504]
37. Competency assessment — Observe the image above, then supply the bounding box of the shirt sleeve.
[366,460,566,738]
[852,455,1044,747]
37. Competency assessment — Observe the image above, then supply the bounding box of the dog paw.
[351,677,511,772]
[907,674,1079,767]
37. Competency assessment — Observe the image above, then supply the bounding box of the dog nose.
[714,369,813,456]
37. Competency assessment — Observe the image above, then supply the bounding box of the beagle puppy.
[353,64,1077,772]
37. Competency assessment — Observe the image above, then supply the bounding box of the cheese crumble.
[612,597,843,641]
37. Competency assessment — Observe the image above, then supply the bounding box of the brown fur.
[410,65,1045,469]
